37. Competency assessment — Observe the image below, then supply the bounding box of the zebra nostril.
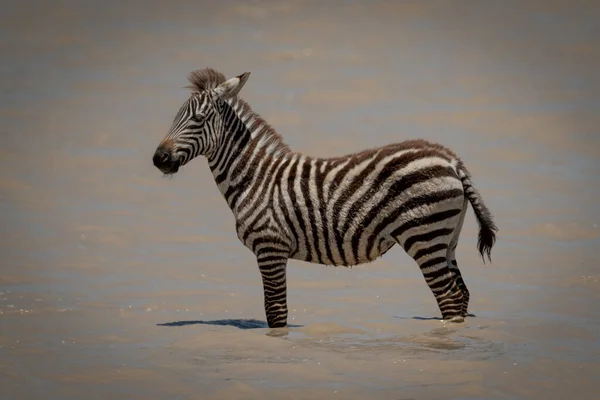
[153,149,172,168]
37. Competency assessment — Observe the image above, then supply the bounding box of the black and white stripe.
[153,68,498,327]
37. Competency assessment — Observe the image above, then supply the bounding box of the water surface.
[1,1,599,399]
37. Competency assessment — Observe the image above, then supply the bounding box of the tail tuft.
[458,163,498,263]
[477,219,497,263]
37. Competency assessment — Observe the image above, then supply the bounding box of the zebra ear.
[213,72,251,100]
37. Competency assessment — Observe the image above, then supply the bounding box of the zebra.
[152,68,497,328]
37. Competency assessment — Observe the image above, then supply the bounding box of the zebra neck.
[206,97,292,212]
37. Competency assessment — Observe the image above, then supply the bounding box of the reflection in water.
[286,323,504,362]
[1,1,599,399]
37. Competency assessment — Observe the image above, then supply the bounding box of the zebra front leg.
[256,252,289,328]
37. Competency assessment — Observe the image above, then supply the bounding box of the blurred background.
[1,1,599,399]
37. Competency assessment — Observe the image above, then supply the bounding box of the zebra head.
[153,70,251,175]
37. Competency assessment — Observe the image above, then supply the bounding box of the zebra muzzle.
[153,148,179,174]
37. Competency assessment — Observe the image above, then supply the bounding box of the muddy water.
[1,1,599,399]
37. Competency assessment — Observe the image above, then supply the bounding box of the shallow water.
[1,1,599,399]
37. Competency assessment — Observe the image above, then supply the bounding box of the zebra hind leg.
[401,232,465,322]
[447,201,470,318]
[448,247,470,317]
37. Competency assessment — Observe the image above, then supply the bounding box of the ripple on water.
[283,322,506,362]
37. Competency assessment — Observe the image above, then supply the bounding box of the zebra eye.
[190,114,204,123]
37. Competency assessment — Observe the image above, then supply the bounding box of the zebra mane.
[231,97,292,157]
[187,68,227,92]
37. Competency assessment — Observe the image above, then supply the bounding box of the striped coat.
[153,68,497,328]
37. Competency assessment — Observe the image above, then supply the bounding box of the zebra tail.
[457,163,498,263]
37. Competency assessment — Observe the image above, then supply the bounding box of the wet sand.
[1,1,599,399]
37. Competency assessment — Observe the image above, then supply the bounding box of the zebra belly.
[288,234,397,266]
